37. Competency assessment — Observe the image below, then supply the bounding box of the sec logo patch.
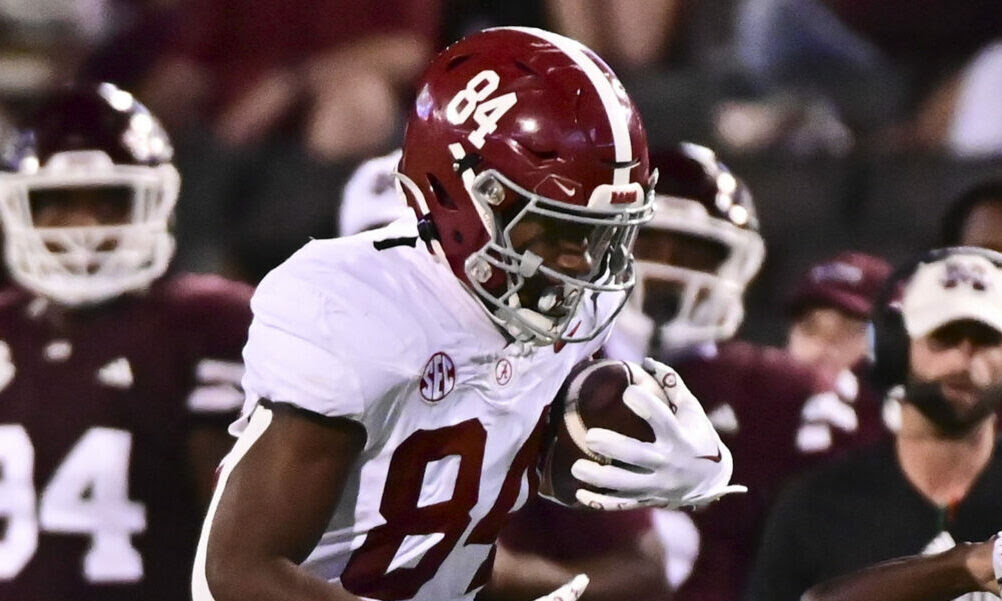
[420,352,456,402]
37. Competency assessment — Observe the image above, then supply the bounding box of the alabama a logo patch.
[420,352,455,402]
[495,358,513,386]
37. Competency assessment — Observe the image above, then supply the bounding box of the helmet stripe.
[507,27,634,186]
[449,142,493,233]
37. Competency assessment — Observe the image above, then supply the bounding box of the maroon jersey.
[500,497,653,562]
[829,362,892,452]
[665,341,880,601]
[0,273,252,601]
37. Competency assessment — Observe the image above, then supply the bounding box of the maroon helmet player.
[602,142,878,600]
[606,142,765,362]
[502,144,769,600]
[0,82,252,601]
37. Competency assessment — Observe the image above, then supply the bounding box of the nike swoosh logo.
[696,447,723,463]
[553,180,576,197]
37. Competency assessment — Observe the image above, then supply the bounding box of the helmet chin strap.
[519,250,544,277]
[500,307,557,342]
[497,250,561,341]
[393,171,449,265]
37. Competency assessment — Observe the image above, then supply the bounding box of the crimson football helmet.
[616,143,765,354]
[397,27,655,345]
[0,82,179,306]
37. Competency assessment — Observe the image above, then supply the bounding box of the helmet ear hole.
[446,54,473,71]
[527,148,558,162]
[427,174,458,211]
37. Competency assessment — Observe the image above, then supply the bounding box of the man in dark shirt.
[783,183,1002,601]
[746,247,1002,601]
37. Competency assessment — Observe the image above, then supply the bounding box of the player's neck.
[895,406,996,506]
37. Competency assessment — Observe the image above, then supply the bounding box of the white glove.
[571,358,746,511]
[532,574,589,601]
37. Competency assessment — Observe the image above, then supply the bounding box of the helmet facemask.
[462,169,654,345]
[0,150,180,307]
[624,194,765,353]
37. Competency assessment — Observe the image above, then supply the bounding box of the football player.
[338,158,672,601]
[0,82,253,600]
[601,142,874,600]
[193,27,740,601]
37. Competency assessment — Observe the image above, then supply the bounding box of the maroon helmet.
[398,27,654,345]
[0,82,179,307]
[616,142,765,354]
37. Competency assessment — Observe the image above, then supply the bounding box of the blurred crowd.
[1,1,999,339]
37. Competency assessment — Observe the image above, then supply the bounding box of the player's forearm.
[200,556,362,601]
[482,539,671,601]
[480,546,575,601]
[570,553,672,601]
[802,545,982,601]
[194,407,369,601]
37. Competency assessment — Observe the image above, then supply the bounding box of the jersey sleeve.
[240,272,369,422]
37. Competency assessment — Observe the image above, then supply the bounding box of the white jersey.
[205,221,608,601]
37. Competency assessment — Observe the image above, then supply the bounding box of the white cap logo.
[940,259,990,292]
[902,253,1002,339]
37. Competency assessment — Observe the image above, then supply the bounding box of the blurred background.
[4,0,999,345]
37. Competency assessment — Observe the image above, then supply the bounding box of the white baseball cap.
[338,149,415,237]
[901,251,1002,338]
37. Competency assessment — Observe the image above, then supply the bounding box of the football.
[540,358,667,507]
